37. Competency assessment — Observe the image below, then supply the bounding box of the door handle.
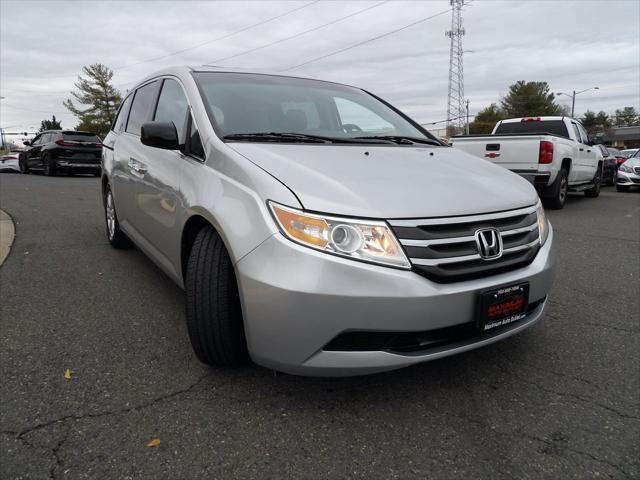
[587,149,591,153]
[579,148,584,151]
[128,157,147,174]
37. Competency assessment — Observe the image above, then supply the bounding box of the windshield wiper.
[223,132,332,144]
[223,132,394,144]
[352,135,442,146]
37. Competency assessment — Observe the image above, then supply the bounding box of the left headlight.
[268,201,411,269]
[536,201,550,246]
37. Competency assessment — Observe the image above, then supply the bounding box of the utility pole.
[465,99,470,135]
[446,0,466,137]
[557,87,599,118]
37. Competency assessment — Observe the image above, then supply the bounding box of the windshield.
[193,72,437,144]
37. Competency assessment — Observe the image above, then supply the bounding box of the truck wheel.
[616,184,629,192]
[185,226,249,367]
[104,185,131,249]
[543,169,568,210]
[585,167,602,198]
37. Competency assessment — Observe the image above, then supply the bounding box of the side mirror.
[141,122,179,150]
[23,140,31,146]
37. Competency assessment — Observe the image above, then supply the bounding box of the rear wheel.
[42,154,56,176]
[543,169,568,210]
[104,185,131,248]
[19,154,30,174]
[185,226,249,367]
[585,167,602,198]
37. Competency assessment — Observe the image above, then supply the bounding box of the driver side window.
[334,97,394,134]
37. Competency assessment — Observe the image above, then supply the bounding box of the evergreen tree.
[63,64,122,137]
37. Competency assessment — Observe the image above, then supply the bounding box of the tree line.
[469,80,639,134]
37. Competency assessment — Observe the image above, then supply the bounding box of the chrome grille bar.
[389,204,537,228]
[409,239,540,267]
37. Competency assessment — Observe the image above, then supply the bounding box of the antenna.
[446,0,466,137]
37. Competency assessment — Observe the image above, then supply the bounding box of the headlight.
[536,202,549,246]
[619,164,632,173]
[268,201,410,269]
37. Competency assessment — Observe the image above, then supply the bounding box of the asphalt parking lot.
[0,173,638,479]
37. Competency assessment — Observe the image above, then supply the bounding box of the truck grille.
[389,204,541,283]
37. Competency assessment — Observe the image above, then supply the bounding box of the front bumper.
[616,170,640,185]
[236,224,555,376]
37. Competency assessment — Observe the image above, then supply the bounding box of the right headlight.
[619,164,632,173]
[268,201,411,269]
[536,201,549,246]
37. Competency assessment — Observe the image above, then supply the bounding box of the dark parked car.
[596,144,619,185]
[19,130,102,176]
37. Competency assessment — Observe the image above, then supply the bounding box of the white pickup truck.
[451,116,602,209]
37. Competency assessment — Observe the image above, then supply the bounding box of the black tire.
[616,184,629,192]
[185,226,249,367]
[42,154,56,177]
[585,167,602,198]
[19,154,30,174]
[104,184,131,249]
[543,169,568,210]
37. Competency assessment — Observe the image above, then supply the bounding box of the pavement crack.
[490,362,640,422]
[453,412,635,479]
[4,372,210,439]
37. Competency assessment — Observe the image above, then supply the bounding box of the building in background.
[596,126,640,149]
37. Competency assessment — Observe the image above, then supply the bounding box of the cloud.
[1,0,638,131]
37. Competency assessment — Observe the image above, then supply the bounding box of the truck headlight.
[269,201,411,269]
[536,202,550,246]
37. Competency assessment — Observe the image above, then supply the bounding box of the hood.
[229,143,539,219]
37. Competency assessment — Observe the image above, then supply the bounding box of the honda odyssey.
[101,66,555,376]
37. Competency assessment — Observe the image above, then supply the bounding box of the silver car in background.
[616,152,640,192]
[101,67,555,376]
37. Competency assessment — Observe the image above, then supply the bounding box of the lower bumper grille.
[324,298,545,353]
[389,204,541,283]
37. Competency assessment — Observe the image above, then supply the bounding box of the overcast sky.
[1,0,638,134]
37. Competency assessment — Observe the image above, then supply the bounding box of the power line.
[2,0,321,81]
[279,7,452,71]
[205,0,389,65]
[1,103,71,115]
[115,0,321,70]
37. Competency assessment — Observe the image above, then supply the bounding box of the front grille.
[389,205,541,283]
[634,166,640,174]
[632,178,640,184]
[324,298,545,353]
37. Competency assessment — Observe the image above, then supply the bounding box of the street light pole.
[465,99,470,135]
[557,87,599,118]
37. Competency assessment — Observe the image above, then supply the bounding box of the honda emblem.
[475,228,503,260]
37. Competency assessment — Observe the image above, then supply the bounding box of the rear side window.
[126,81,158,136]
[494,120,569,138]
[112,95,133,133]
[154,79,189,144]
[63,132,100,142]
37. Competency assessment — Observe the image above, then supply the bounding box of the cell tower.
[446,0,466,136]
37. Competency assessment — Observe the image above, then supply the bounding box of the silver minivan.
[102,67,555,376]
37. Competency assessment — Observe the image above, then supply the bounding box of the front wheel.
[185,226,249,367]
[585,167,602,198]
[543,169,568,210]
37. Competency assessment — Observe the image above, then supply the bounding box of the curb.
[0,209,15,267]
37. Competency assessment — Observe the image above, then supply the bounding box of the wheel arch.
[561,158,572,174]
